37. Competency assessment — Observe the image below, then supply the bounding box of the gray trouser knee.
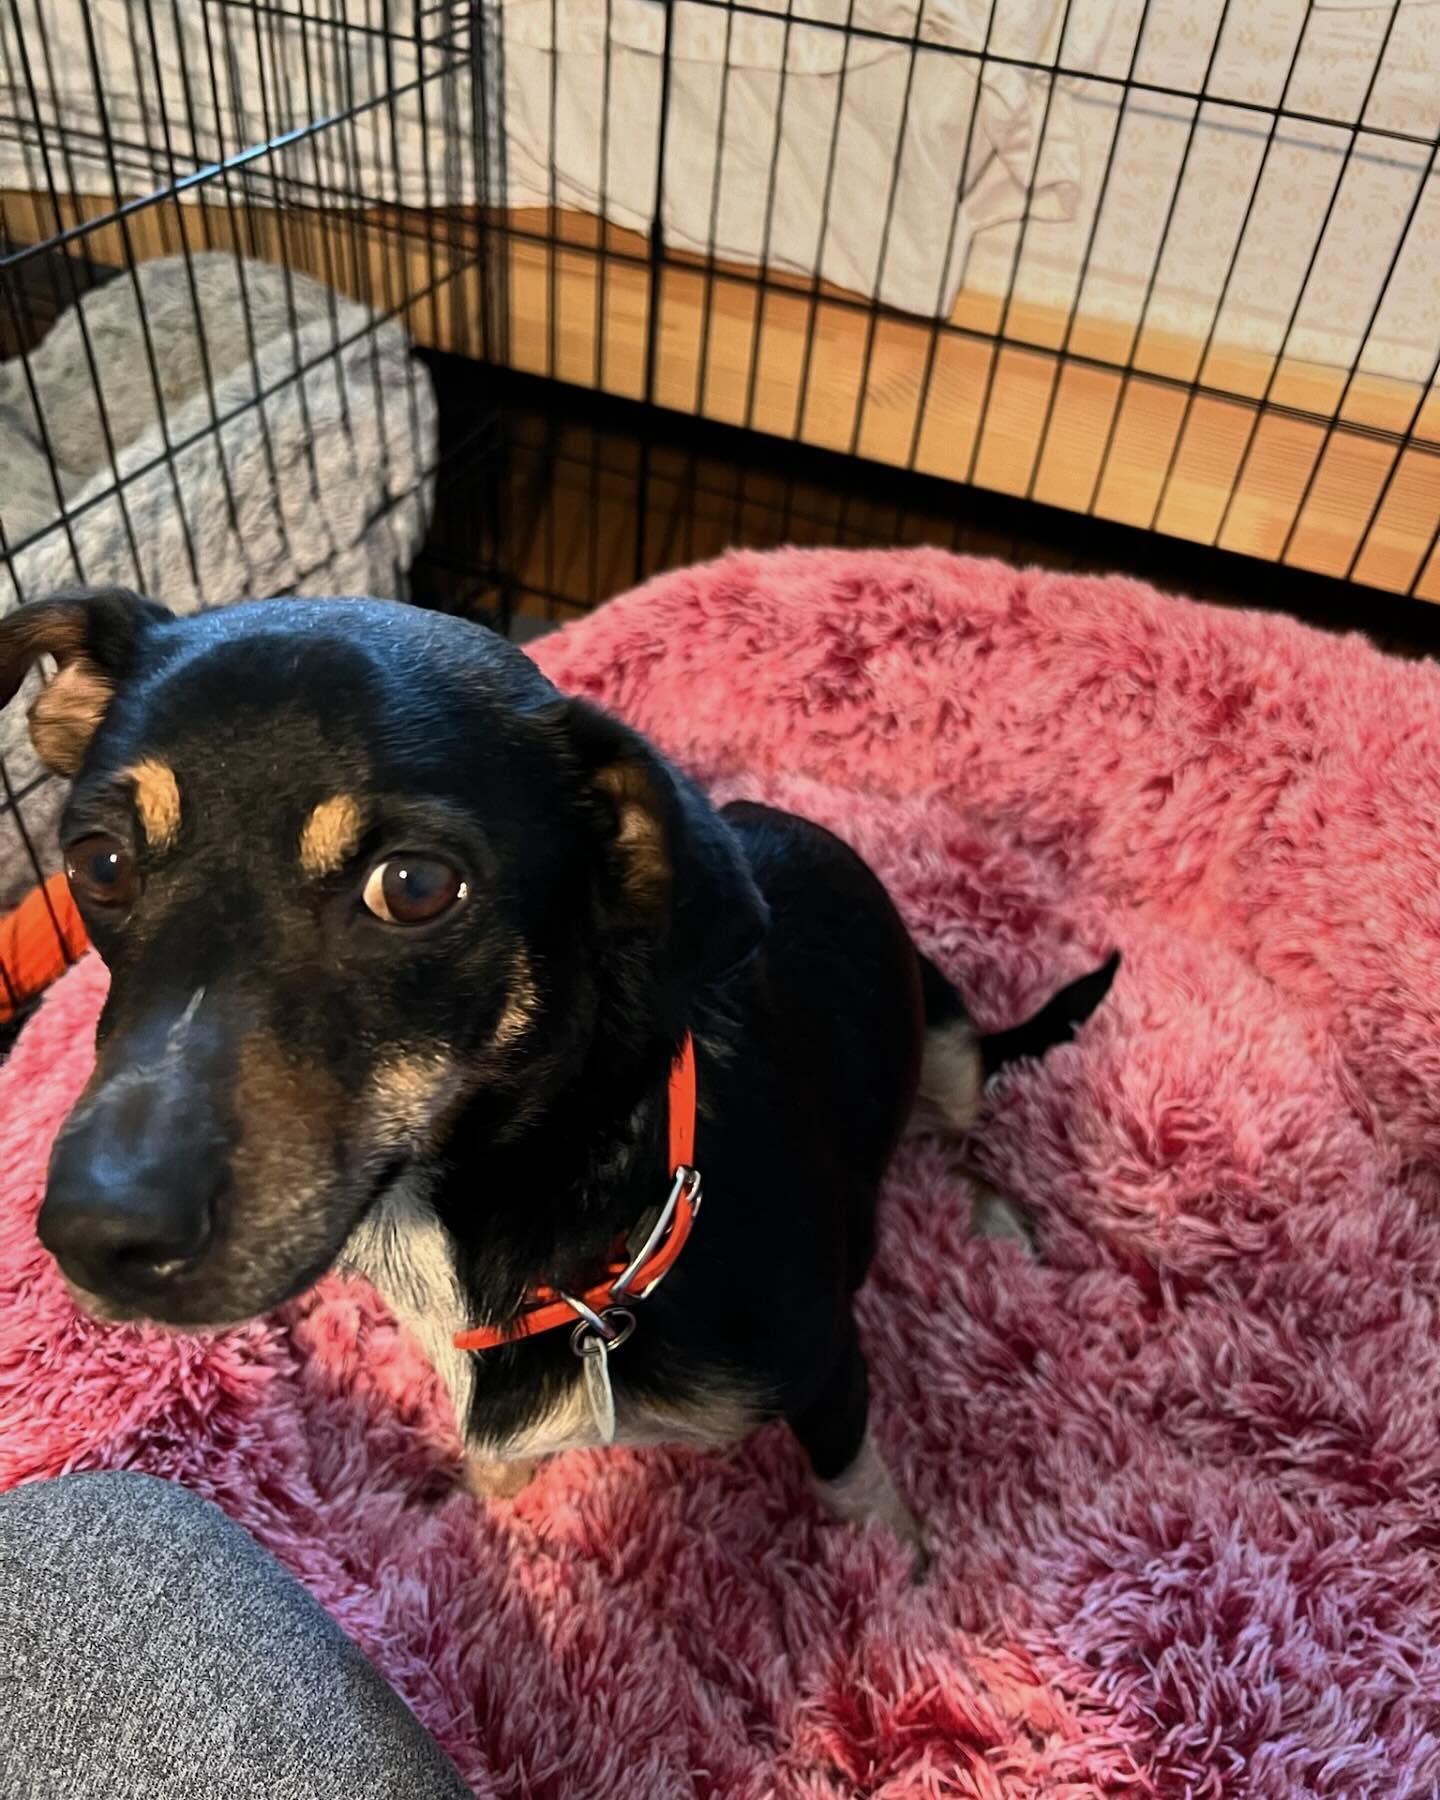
[0,1471,471,1799]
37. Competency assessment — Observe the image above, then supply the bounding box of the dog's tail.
[917,950,1119,1132]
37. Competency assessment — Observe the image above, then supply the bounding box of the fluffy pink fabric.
[4,549,1440,1797]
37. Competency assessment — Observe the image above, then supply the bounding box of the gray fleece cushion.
[0,252,437,910]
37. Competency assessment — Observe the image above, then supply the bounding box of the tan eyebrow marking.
[123,758,182,851]
[299,795,364,878]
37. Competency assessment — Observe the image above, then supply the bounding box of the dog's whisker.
[168,985,206,1047]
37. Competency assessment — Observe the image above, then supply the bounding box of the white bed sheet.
[0,0,1434,383]
[498,0,1096,320]
[0,0,1097,318]
[964,0,1440,386]
[0,0,1085,320]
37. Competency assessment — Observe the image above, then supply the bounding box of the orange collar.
[452,1034,700,1353]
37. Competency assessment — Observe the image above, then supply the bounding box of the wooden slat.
[1351,448,1440,596]
[1282,433,1396,580]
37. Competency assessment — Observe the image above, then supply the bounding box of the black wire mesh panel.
[486,0,1438,602]
[0,0,506,1027]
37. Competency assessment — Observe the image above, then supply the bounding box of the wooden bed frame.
[5,186,1436,603]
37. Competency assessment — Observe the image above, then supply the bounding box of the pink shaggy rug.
[5,550,1440,1798]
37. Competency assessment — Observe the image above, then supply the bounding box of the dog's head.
[0,587,766,1326]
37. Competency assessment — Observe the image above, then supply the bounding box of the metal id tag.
[580,1341,617,1445]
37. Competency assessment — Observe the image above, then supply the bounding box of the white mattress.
[0,0,1434,385]
[497,0,1097,320]
[963,0,1440,388]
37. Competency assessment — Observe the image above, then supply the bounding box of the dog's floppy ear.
[548,696,769,989]
[0,585,172,774]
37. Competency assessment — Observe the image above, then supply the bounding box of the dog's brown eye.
[362,857,466,926]
[65,834,138,909]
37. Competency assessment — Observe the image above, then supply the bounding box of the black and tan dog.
[0,586,1116,1559]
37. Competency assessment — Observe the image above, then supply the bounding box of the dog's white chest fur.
[341,1177,756,1465]
[341,1175,478,1432]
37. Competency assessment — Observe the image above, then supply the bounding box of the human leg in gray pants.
[0,1472,471,1799]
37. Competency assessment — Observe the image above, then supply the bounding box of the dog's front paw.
[907,1525,935,1585]
[967,1174,1038,1259]
[464,1453,540,1501]
[816,1431,931,1579]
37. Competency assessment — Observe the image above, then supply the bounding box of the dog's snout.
[40,1072,224,1302]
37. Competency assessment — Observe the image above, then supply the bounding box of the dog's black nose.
[39,1092,220,1300]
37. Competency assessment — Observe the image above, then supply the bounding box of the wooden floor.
[495,417,1004,624]
[6,188,1437,602]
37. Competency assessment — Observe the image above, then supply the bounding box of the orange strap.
[0,873,88,1024]
[453,1034,699,1353]
[667,1027,697,1172]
